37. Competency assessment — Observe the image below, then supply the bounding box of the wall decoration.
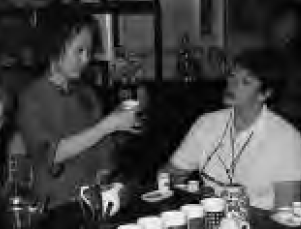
[93,13,114,61]
[199,0,226,47]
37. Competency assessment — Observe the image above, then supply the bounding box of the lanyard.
[201,110,254,184]
[200,112,233,174]
[217,131,254,183]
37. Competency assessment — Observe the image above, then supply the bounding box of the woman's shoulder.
[266,109,301,143]
[190,108,231,133]
[20,77,50,100]
[197,108,231,124]
[20,76,66,108]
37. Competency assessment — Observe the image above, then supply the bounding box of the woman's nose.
[227,77,239,89]
[81,51,90,64]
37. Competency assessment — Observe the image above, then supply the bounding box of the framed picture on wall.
[93,13,114,61]
[199,0,226,47]
[200,0,213,36]
[117,14,155,81]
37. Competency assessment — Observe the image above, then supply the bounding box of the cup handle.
[240,221,250,229]
[80,185,92,208]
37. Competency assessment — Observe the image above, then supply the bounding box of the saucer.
[174,184,189,191]
[271,208,301,227]
[174,184,200,194]
[141,190,173,203]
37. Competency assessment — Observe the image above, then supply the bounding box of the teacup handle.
[80,185,90,206]
[240,221,250,229]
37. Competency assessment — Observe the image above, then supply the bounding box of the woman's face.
[223,67,266,108]
[58,26,92,80]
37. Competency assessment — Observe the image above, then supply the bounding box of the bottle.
[176,33,196,82]
[157,172,171,193]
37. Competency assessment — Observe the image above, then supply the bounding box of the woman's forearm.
[53,118,114,163]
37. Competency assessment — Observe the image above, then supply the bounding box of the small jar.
[187,180,199,193]
[220,183,249,221]
[157,172,170,193]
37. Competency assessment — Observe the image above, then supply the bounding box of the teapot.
[79,182,122,220]
[219,214,250,229]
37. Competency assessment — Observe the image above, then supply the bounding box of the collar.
[48,73,82,95]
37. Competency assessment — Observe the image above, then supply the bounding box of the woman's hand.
[103,101,142,134]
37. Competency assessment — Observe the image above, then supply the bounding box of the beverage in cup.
[120,99,140,110]
[161,210,187,229]
[180,204,204,229]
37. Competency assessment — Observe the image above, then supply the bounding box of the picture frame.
[199,0,226,47]
[200,0,213,36]
[93,13,114,61]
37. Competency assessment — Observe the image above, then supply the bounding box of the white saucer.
[271,208,301,227]
[174,184,189,191]
[141,190,173,203]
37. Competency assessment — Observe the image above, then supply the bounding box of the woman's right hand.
[102,103,141,134]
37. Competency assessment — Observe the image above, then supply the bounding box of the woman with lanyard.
[163,48,301,211]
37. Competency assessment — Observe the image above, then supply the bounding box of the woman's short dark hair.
[0,87,15,119]
[233,48,287,102]
[37,4,99,67]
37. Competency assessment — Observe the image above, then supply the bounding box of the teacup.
[180,204,204,229]
[161,210,187,229]
[137,216,163,229]
[219,216,250,229]
[102,182,123,216]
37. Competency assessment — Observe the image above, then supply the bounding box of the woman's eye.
[227,73,235,80]
[78,47,85,54]
[242,77,254,85]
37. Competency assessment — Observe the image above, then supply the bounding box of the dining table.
[100,184,301,229]
[17,182,301,229]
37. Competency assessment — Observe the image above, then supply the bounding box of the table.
[105,187,300,229]
[33,186,301,229]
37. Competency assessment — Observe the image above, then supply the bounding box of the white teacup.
[201,197,225,212]
[181,204,205,218]
[137,216,163,229]
[161,210,187,229]
[180,204,204,229]
[219,216,250,229]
